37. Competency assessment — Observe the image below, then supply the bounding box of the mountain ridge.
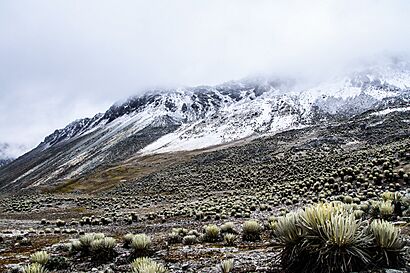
[1,63,410,193]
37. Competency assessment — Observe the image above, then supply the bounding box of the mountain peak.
[2,63,407,191]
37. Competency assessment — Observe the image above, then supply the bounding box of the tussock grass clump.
[30,251,49,265]
[218,259,234,273]
[370,219,405,267]
[22,263,48,273]
[131,257,167,273]
[242,220,261,241]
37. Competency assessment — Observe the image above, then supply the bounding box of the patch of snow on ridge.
[370,106,410,116]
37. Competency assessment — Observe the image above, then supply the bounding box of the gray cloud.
[1,0,410,154]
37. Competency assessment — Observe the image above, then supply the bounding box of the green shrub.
[30,251,49,265]
[131,257,167,273]
[381,191,394,201]
[343,195,353,204]
[242,220,261,241]
[167,228,188,244]
[167,232,181,244]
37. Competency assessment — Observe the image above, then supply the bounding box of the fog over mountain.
[1,0,410,156]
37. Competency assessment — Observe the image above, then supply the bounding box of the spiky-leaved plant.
[22,263,48,273]
[77,233,106,254]
[30,251,49,265]
[242,220,261,241]
[124,233,135,247]
[370,219,405,267]
[131,234,151,256]
[131,257,167,273]
[312,212,372,272]
[272,211,306,272]
[273,211,303,245]
[273,202,374,273]
[379,201,394,219]
[218,259,234,273]
[204,224,220,242]
[223,233,237,246]
[90,237,116,260]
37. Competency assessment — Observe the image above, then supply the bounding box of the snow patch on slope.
[370,106,410,116]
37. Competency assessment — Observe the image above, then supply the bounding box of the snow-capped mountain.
[0,62,409,191]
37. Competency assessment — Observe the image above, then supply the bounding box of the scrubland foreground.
[0,110,409,273]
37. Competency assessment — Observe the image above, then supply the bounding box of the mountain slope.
[0,159,12,168]
[0,63,410,193]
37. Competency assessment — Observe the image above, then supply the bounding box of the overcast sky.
[1,0,410,156]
